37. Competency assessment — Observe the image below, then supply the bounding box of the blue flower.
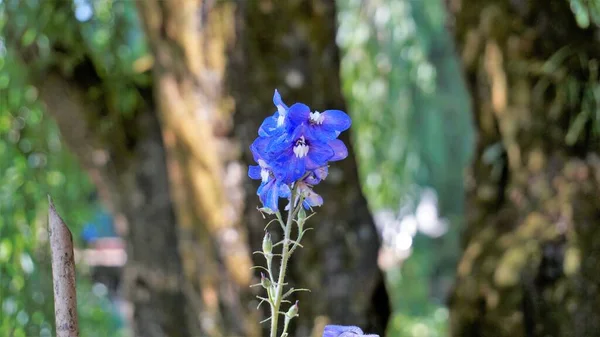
[327,139,349,162]
[285,180,324,211]
[258,89,292,137]
[249,89,353,209]
[261,123,335,184]
[256,178,290,212]
[249,138,290,211]
[304,165,328,185]
[287,102,352,141]
[322,325,379,337]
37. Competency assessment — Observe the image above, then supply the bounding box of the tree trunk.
[135,1,258,336]
[228,1,390,336]
[447,1,600,336]
[39,71,191,337]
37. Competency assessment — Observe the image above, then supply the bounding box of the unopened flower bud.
[286,300,299,318]
[260,273,272,289]
[262,232,272,255]
[297,207,306,223]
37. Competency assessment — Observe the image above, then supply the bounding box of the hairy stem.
[270,187,300,337]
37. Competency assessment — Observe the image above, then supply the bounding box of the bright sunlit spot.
[74,0,93,22]
[375,187,448,270]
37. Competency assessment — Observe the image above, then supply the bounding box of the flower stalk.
[269,186,306,337]
[248,89,352,336]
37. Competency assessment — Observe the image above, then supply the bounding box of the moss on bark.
[448,1,600,336]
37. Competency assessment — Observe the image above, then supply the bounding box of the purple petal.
[322,110,351,132]
[304,173,320,185]
[306,141,334,170]
[328,139,348,161]
[248,165,262,180]
[303,190,323,208]
[323,325,365,337]
[288,103,311,127]
[314,166,329,180]
[304,165,328,184]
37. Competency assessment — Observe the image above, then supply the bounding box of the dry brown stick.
[48,196,80,337]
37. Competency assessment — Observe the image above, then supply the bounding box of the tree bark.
[228,1,390,336]
[38,70,192,337]
[447,1,600,336]
[135,1,257,336]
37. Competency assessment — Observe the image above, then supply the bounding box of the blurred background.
[1,0,599,336]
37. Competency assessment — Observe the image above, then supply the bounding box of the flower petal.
[258,180,279,211]
[288,103,311,127]
[273,151,306,183]
[266,131,295,157]
[304,165,328,184]
[248,165,262,180]
[322,325,364,337]
[323,110,351,132]
[279,183,291,198]
[308,124,338,141]
[250,137,272,161]
[314,166,329,180]
[303,190,323,209]
[287,155,307,183]
[328,139,348,161]
[273,89,288,111]
[258,115,280,137]
[306,141,334,170]
[304,174,320,185]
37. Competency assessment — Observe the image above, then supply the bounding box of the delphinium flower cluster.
[249,90,352,337]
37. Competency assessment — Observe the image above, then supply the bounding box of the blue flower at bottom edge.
[322,325,379,337]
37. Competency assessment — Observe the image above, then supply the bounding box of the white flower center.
[260,168,270,183]
[309,110,325,125]
[277,105,286,126]
[293,136,309,158]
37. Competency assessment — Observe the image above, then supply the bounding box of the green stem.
[270,186,300,337]
[281,318,291,337]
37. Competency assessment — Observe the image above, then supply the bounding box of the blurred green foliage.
[542,0,600,147]
[0,0,147,335]
[337,0,474,336]
[0,49,123,337]
[337,0,473,215]
[541,46,600,146]
[569,0,600,28]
